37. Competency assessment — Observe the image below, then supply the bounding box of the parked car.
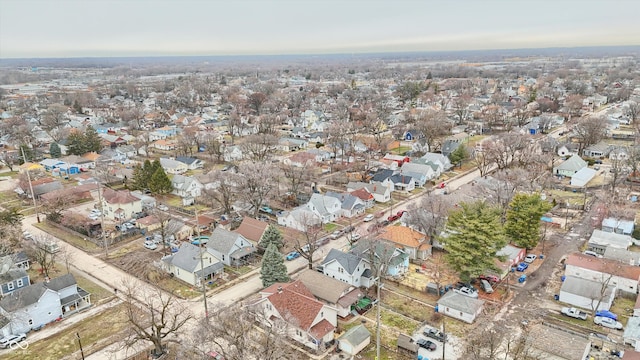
[594,316,623,330]
[0,333,27,348]
[423,328,447,342]
[396,210,407,217]
[516,262,529,271]
[315,237,330,246]
[259,205,273,214]
[143,241,158,250]
[330,230,342,240]
[453,286,478,298]
[595,310,618,321]
[479,279,494,293]
[416,338,437,351]
[343,225,355,233]
[158,204,169,211]
[286,251,300,261]
[301,244,310,253]
[524,254,537,263]
[479,274,500,284]
[315,265,324,273]
[22,231,34,241]
[350,233,361,242]
[387,214,400,222]
[363,214,375,222]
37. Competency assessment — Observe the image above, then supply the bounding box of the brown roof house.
[295,269,364,318]
[254,280,338,350]
[565,252,640,295]
[101,188,142,222]
[234,217,269,246]
[378,226,431,261]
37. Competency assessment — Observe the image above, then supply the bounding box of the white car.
[524,254,537,263]
[143,241,158,250]
[22,231,34,241]
[453,286,478,298]
[158,204,169,211]
[363,214,375,222]
[594,316,623,330]
[351,233,362,241]
[0,333,26,348]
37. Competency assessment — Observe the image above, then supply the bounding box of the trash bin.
[554,294,560,300]
[539,254,544,259]
[561,275,566,282]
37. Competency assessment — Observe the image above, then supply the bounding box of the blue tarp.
[541,216,553,223]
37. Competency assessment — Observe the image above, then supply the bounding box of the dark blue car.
[595,310,618,321]
[516,262,528,271]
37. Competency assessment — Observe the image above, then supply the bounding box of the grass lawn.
[33,222,101,252]
[0,190,21,203]
[357,319,398,360]
[365,307,420,335]
[547,189,589,206]
[381,290,434,323]
[389,146,412,155]
[324,223,338,232]
[610,296,635,326]
[225,265,254,276]
[147,270,203,299]
[27,263,113,303]
[3,305,129,360]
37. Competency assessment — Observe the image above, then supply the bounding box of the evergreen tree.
[260,243,290,287]
[442,201,507,281]
[130,164,147,190]
[18,145,35,164]
[505,193,553,249]
[259,225,284,250]
[66,131,86,155]
[84,126,102,153]
[448,144,467,167]
[49,143,62,158]
[149,167,172,194]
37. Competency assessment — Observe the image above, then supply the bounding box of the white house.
[306,193,342,223]
[587,229,633,255]
[564,253,640,295]
[296,269,364,318]
[161,242,224,286]
[101,188,143,221]
[171,175,203,199]
[320,249,373,288]
[159,158,188,175]
[436,291,484,324]
[558,275,615,311]
[277,207,322,232]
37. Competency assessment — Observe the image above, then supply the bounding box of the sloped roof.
[0,283,50,312]
[437,291,484,314]
[207,227,252,254]
[560,275,615,301]
[264,280,326,331]
[296,269,354,304]
[566,252,640,280]
[557,154,587,172]
[322,248,366,275]
[338,324,371,347]
[234,217,268,244]
[103,188,139,205]
[588,229,632,249]
[0,269,27,284]
[45,273,76,291]
[163,242,202,272]
[378,226,426,248]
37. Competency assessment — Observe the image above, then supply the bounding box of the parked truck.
[561,307,588,320]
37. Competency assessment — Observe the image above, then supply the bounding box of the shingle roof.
[566,252,640,280]
[264,280,326,332]
[437,291,484,314]
[560,275,615,300]
[322,248,366,275]
[338,324,371,347]
[162,242,202,272]
[234,217,268,244]
[378,226,426,248]
[296,269,353,304]
[0,283,49,311]
[0,269,27,284]
[103,188,139,205]
[207,227,251,254]
[44,273,76,291]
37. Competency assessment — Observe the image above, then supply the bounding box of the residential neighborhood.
[0,46,639,360]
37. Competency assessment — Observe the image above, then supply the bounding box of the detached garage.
[337,324,371,356]
[559,275,615,311]
[570,167,597,187]
[436,291,484,324]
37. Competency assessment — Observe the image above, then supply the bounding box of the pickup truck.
[561,307,588,320]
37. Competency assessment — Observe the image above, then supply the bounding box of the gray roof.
[389,174,414,184]
[603,247,640,265]
[325,191,364,211]
[308,193,341,217]
[624,316,640,341]
[163,242,204,272]
[602,218,634,234]
[0,283,49,312]
[194,262,224,278]
[33,181,63,196]
[560,275,615,301]
[45,273,76,291]
[557,154,587,172]
[296,269,353,303]
[207,227,251,254]
[437,291,485,314]
[371,169,394,182]
[338,324,371,346]
[322,248,366,275]
[0,269,27,284]
[397,333,419,352]
[175,156,199,165]
[588,229,632,250]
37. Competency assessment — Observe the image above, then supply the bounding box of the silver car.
[0,333,26,348]
[594,316,623,330]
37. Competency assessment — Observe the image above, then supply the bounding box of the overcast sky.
[1,0,639,58]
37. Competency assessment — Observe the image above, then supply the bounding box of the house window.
[338,267,344,274]
[296,330,302,337]
[28,319,33,325]
[16,279,23,287]
[222,255,225,261]
[7,282,14,291]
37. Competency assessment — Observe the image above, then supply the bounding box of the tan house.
[378,226,431,260]
[101,188,142,221]
[234,217,269,246]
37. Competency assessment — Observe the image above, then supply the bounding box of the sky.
[1,0,639,58]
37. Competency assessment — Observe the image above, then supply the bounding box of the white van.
[480,279,494,293]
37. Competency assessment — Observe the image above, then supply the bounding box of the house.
[234,217,269,246]
[171,175,203,199]
[306,193,342,223]
[277,207,322,232]
[558,275,615,311]
[554,154,587,177]
[206,227,256,266]
[346,182,391,203]
[349,188,375,209]
[602,217,635,235]
[377,226,431,261]
[0,252,29,271]
[0,283,61,333]
[570,167,597,187]
[175,156,204,170]
[39,158,64,171]
[153,139,177,151]
[497,244,526,267]
[296,269,364,318]
[383,154,410,167]
[98,133,126,148]
[583,142,611,158]
[223,145,243,162]
[396,162,435,187]
[564,252,640,295]
[321,248,373,288]
[0,269,30,296]
[337,324,371,356]
[45,274,91,317]
[279,137,309,151]
[603,247,640,266]
[420,153,453,174]
[609,146,630,161]
[161,242,224,286]
[255,280,338,350]
[436,291,485,323]
[403,129,424,141]
[350,239,410,277]
[101,188,143,221]
[369,169,395,189]
[389,173,415,192]
[159,158,188,175]
[325,192,366,218]
[587,229,633,255]
[442,132,469,157]
[557,143,579,157]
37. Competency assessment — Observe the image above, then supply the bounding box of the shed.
[397,333,418,356]
[436,291,485,323]
[569,167,597,187]
[337,324,371,356]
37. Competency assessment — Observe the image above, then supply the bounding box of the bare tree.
[121,280,193,357]
[452,94,472,125]
[280,162,310,199]
[405,196,449,239]
[239,134,278,162]
[27,234,57,278]
[40,104,69,142]
[564,94,585,118]
[202,170,239,216]
[473,150,493,177]
[573,115,607,154]
[626,101,640,123]
[413,109,450,152]
[289,213,324,270]
[237,162,275,218]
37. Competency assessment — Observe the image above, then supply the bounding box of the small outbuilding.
[337,324,371,356]
[558,275,615,311]
[569,167,597,187]
[436,291,485,323]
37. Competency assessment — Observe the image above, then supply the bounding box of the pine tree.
[50,143,61,158]
[259,225,284,250]
[66,131,86,155]
[442,201,507,281]
[149,167,172,194]
[448,144,467,167]
[260,243,290,287]
[505,193,553,249]
[84,126,102,153]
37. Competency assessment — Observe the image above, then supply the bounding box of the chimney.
[277,286,282,294]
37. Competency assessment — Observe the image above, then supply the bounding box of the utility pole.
[20,146,40,223]
[194,203,209,319]
[76,332,85,360]
[442,318,446,360]
[376,264,385,360]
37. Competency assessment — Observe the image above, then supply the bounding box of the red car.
[479,274,500,284]
[439,182,446,189]
[396,210,406,217]
[387,214,400,222]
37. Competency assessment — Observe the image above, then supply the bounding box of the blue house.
[403,129,424,141]
[39,159,64,171]
[0,269,30,296]
[57,163,80,176]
